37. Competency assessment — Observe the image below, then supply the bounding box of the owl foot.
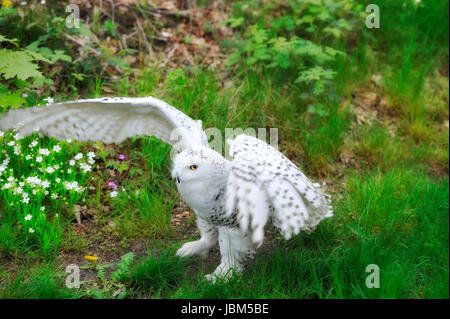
[176,240,212,258]
[204,261,243,284]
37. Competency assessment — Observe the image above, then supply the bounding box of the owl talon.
[176,240,211,258]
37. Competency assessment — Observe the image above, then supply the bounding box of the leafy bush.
[226,0,362,97]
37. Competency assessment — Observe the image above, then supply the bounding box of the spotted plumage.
[0,96,333,282]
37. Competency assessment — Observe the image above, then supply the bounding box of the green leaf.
[0,34,18,46]
[50,50,72,63]
[0,50,42,80]
[0,91,26,110]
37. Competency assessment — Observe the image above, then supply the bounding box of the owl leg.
[176,217,218,258]
[205,227,255,283]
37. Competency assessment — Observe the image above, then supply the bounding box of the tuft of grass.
[0,266,81,299]
[121,249,189,297]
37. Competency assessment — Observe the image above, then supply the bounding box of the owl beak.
[176,176,181,184]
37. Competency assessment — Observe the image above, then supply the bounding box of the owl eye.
[189,165,198,171]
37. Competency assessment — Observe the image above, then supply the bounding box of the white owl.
[0,97,333,282]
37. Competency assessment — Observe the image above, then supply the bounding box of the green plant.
[0,130,95,257]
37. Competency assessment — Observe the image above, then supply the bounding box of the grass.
[0,0,448,299]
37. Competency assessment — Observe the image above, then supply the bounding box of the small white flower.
[7,141,15,146]
[16,187,23,194]
[3,183,12,189]
[40,206,45,211]
[41,180,50,188]
[67,138,72,143]
[22,197,30,204]
[36,156,43,163]
[19,182,25,187]
[44,190,49,195]
[44,97,54,105]
[39,148,50,156]
[32,189,38,195]
[69,160,76,166]
[55,178,61,183]
[110,191,118,198]
[13,146,20,155]
[53,145,61,153]
[25,155,32,160]
[45,167,55,173]
[80,163,92,173]
[29,140,38,148]
[0,131,3,137]
[29,228,35,233]
[88,158,95,165]
[7,176,14,182]
[67,169,72,174]
[25,214,32,221]
[87,152,95,158]
[51,193,58,199]
[74,153,83,160]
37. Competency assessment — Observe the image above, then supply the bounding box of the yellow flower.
[2,0,12,8]
[84,255,98,262]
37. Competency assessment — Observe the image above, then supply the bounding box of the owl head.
[171,147,230,184]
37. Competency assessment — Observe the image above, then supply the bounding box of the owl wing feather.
[225,135,333,247]
[0,96,208,150]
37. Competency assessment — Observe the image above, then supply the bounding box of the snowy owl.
[0,97,333,282]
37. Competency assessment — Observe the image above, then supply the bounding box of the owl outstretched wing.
[0,96,208,150]
[225,135,333,247]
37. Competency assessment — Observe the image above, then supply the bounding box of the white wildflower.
[80,163,92,173]
[24,214,32,221]
[69,160,76,166]
[74,153,83,160]
[29,228,35,233]
[41,180,50,188]
[44,97,54,105]
[45,167,55,173]
[36,156,43,163]
[110,191,118,198]
[39,148,50,156]
[53,145,61,153]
